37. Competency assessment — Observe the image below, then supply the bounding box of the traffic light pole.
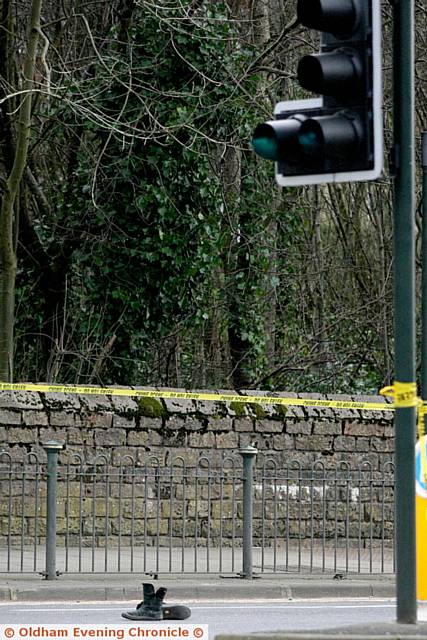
[393,0,417,624]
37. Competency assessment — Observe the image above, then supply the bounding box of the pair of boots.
[122,583,191,621]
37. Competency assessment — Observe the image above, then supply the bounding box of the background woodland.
[0,0,426,392]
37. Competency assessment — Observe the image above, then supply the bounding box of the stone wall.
[0,389,395,559]
[0,389,394,467]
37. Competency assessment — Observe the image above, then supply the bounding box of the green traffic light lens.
[252,124,279,161]
[298,123,324,157]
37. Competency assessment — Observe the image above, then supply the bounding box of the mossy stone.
[230,401,247,417]
[274,404,288,417]
[250,403,266,418]
[136,397,166,418]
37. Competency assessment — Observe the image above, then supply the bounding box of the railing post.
[42,440,64,580]
[239,444,258,579]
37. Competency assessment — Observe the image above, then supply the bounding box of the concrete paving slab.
[216,629,427,640]
[0,573,395,602]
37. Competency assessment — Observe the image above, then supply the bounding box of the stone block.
[286,421,312,435]
[169,449,200,467]
[193,399,226,415]
[356,394,391,421]
[162,395,195,414]
[344,422,385,437]
[272,434,295,450]
[22,410,48,426]
[66,427,94,446]
[0,410,21,425]
[79,393,113,411]
[334,435,356,451]
[371,437,394,452]
[188,432,216,448]
[326,394,361,420]
[239,390,275,417]
[41,392,80,410]
[95,428,126,446]
[299,393,335,419]
[255,420,283,433]
[272,392,305,418]
[355,437,370,452]
[313,421,342,435]
[333,451,381,470]
[224,400,248,417]
[148,431,163,446]
[181,417,205,432]
[238,433,258,449]
[140,417,163,430]
[216,432,238,448]
[110,393,139,414]
[49,411,76,427]
[113,415,136,430]
[82,412,113,428]
[39,427,67,443]
[8,427,37,443]
[111,447,138,466]
[165,416,186,430]
[127,430,149,446]
[234,418,254,432]
[161,430,187,448]
[295,434,333,451]
[0,391,43,410]
[207,417,233,432]
[162,398,197,416]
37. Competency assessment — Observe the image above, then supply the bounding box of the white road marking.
[0,603,396,612]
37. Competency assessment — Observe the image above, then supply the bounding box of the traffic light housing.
[252,0,382,186]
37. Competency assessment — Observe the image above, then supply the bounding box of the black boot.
[122,584,191,621]
[161,603,191,621]
[122,584,166,621]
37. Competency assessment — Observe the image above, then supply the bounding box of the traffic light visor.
[252,123,279,161]
[298,113,362,160]
[297,0,358,38]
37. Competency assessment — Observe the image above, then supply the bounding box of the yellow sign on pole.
[416,435,427,601]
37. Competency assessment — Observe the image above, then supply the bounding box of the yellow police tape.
[379,381,419,408]
[381,382,427,485]
[0,381,392,411]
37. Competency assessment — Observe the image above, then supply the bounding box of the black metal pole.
[421,132,427,411]
[239,444,258,579]
[392,0,417,624]
[43,440,64,580]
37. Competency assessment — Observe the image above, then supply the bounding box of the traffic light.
[252,0,383,186]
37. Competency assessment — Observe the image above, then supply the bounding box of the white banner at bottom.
[0,625,208,640]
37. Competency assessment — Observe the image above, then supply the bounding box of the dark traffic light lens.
[252,124,279,161]
[297,56,324,94]
[298,50,362,98]
[297,0,357,38]
[298,122,324,157]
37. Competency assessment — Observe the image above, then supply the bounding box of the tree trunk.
[0,0,43,380]
[220,0,271,389]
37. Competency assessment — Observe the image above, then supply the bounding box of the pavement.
[216,626,427,640]
[0,571,396,603]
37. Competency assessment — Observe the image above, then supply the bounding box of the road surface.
[0,599,396,636]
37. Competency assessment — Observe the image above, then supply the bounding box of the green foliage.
[12,0,395,396]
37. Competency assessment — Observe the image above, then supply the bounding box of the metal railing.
[0,444,395,577]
